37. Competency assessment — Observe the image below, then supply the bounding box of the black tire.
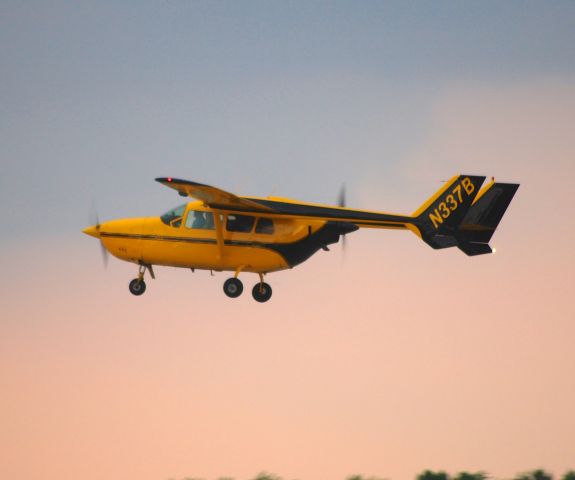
[129,278,146,296]
[223,278,243,298]
[252,282,272,303]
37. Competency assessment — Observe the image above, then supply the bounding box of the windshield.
[160,204,186,227]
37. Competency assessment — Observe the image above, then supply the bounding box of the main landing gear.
[223,272,272,303]
[223,278,243,298]
[252,281,272,303]
[129,264,154,296]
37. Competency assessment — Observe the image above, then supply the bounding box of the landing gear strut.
[129,264,154,296]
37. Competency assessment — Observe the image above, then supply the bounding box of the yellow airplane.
[83,175,518,302]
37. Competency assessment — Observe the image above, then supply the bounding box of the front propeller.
[84,208,109,268]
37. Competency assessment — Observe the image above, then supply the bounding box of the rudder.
[456,181,520,255]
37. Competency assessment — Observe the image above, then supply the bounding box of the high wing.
[156,175,482,228]
[155,177,274,212]
[156,177,412,226]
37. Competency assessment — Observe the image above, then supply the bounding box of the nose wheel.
[129,264,154,296]
[129,278,146,296]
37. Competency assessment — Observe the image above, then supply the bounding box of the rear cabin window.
[255,218,275,234]
[226,214,255,233]
[160,204,186,227]
[185,211,215,230]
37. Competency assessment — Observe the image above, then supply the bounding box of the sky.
[1,2,574,480]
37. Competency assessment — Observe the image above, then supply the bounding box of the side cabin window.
[185,210,215,230]
[160,204,186,228]
[255,217,274,234]
[226,214,255,233]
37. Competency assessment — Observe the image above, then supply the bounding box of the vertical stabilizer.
[412,175,486,249]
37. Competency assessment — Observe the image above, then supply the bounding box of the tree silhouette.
[250,473,282,480]
[346,475,387,480]
[453,472,487,480]
[514,470,553,480]
[417,470,450,480]
[169,468,575,480]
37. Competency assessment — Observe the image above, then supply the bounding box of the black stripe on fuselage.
[100,232,217,244]
[101,231,282,249]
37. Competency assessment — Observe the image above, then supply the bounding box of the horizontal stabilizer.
[423,234,459,250]
[458,242,493,256]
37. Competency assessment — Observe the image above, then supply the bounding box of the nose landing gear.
[129,278,146,296]
[129,264,154,296]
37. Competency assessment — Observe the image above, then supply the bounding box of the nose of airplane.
[82,225,101,238]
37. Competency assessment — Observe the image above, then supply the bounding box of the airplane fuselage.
[86,200,355,274]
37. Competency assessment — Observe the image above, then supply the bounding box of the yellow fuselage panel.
[141,241,288,272]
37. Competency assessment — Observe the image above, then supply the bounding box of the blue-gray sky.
[1,1,574,238]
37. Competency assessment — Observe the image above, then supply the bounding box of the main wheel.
[129,278,146,296]
[252,282,272,303]
[223,278,243,298]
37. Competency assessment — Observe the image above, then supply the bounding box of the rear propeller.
[337,183,348,253]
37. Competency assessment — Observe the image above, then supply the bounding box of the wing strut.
[213,210,224,261]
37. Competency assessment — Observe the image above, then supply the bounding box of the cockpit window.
[160,204,186,227]
[185,210,215,230]
[226,214,255,233]
[255,217,275,234]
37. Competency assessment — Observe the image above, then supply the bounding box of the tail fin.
[411,174,486,249]
[456,181,520,255]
